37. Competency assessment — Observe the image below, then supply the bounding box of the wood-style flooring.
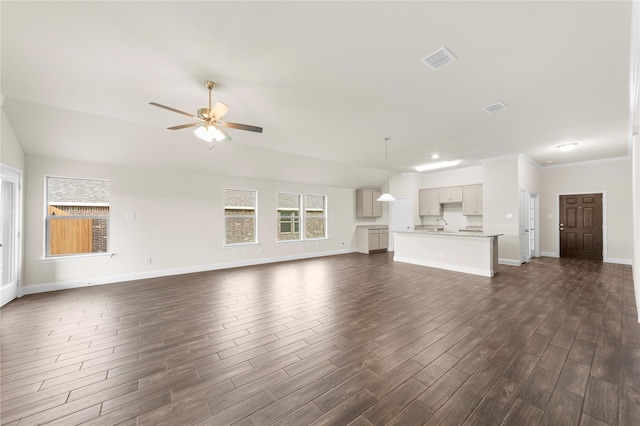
[1,253,638,425]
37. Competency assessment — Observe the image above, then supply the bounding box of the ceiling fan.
[150,81,262,147]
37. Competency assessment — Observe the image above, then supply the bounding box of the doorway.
[559,193,603,260]
[1,165,22,306]
[390,197,412,251]
[519,190,539,264]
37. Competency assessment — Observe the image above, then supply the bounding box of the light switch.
[126,212,136,220]
[506,213,513,219]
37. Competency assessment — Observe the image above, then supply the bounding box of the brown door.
[559,193,602,260]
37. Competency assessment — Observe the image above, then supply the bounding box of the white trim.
[604,257,633,265]
[48,202,109,207]
[1,164,22,307]
[518,154,542,169]
[19,249,356,297]
[540,251,558,257]
[1,283,17,306]
[543,156,631,169]
[498,258,522,266]
[40,252,115,263]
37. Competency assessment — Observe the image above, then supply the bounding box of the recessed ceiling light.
[557,143,577,152]
[415,160,460,172]
[545,160,553,164]
[431,153,439,159]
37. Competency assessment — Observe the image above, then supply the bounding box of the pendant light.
[377,137,396,202]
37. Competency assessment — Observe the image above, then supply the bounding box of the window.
[277,193,301,241]
[45,176,110,257]
[224,189,257,245]
[305,194,326,239]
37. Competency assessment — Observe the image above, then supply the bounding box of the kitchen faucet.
[436,217,448,226]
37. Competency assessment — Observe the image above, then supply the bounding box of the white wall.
[518,155,542,194]
[539,158,633,262]
[482,156,521,263]
[23,155,358,292]
[1,109,25,170]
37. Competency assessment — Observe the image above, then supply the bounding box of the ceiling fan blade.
[212,102,230,121]
[218,121,263,133]
[149,102,200,120]
[167,123,200,130]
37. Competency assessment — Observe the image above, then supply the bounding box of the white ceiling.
[1,1,634,188]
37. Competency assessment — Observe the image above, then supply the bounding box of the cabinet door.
[368,231,379,250]
[463,185,483,215]
[419,189,430,215]
[439,187,463,203]
[450,186,463,202]
[420,189,441,216]
[463,186,477,215]
[378,231,389,250]
[362,190,374,217]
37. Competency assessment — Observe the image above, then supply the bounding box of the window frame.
[44,176,111,259]
[277,192,302,242]
[224,188,258,246]
[304,194,327,240]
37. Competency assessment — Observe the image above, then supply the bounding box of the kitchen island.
[394,230,502,277]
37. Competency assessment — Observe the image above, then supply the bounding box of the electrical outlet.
[341,241,345,247]
[145,257,152,265]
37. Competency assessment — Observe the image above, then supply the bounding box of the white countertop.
[396,229,503,238]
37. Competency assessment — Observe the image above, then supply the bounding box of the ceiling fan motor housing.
[197,108,214,121]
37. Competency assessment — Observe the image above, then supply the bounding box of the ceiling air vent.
[421,47,457,70]
[483,102,508,113]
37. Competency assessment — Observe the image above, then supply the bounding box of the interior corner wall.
[539,159,633,262]
[1,108,25,170]
[22,155,359,292]
[482,157,521,263]
[518,156,542,194]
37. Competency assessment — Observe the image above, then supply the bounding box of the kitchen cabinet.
[356,226,388,253]
[356,189,383,218]
[419,189,442,216]
[463,185,483,215]
[438,186,463,203]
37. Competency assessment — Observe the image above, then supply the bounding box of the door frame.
[555,191,607,260]
[1,163,22,306]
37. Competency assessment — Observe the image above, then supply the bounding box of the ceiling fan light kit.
[150,80,263,148]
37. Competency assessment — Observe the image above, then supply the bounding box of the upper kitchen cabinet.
[463,185,483,215]
[438,186,463,204]
[356,188,383,218]
[419,189,442,216]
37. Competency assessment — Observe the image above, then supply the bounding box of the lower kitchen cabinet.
[356,226,389,254]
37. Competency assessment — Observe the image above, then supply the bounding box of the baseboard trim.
[20,249,356,297]
[604,257,632,265]
[498,258,522,266]
[540,251,558,257]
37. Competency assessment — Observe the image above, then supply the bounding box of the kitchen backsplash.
[420,203,482,231]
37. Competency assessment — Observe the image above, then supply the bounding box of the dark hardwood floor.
[1,253,638,425]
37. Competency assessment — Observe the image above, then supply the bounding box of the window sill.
[40,253,115,263]
[224,242,260,248]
